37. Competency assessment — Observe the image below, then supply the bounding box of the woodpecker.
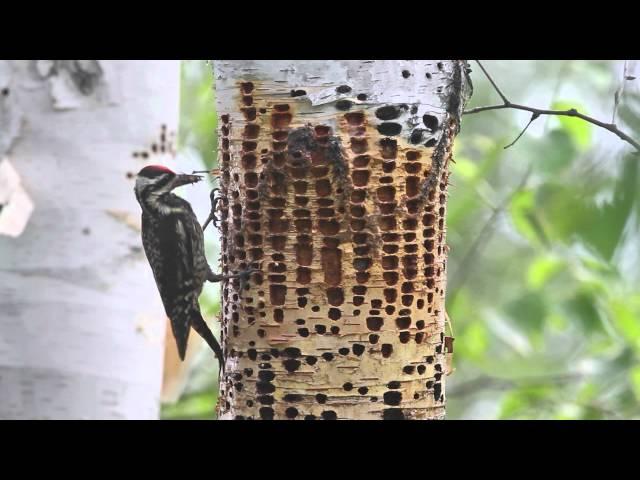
[134,164,252,372]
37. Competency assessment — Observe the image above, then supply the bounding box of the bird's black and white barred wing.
[140,211,200,355]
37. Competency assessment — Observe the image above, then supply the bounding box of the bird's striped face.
[135,165,177,198]
[134,165,202,216]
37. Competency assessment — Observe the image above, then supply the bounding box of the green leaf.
[534,183,589,243]
[582,156,638,261]
[532,155,638,261]
[564,290,603,333]
[579,253,618,278]
[452,157,479,180]
[551,101,592,149]
[547,313,568,332]
[499,385,554,419]
[458,321,489,360]
[530,175,636,262]
[610,297,640,349]
[499,391,526,419]
[576,382,598,403]
[531,129,577,174]
[509,190,540,244]
[505,292,548,334]
[527,256,565,289]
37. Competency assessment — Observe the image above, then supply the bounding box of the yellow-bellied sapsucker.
[134,165,252,372]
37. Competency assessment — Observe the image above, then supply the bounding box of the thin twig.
[465,102,640,151]
[445,310,454,337]
[475,60,509,105]
[465,61,640,152]
[504,112,540,149]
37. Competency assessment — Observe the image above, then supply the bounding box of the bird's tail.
[168,294,201,361]
[168,306,191,362]
[190,309,225,373]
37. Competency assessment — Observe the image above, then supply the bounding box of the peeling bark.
[35,60,121,110]
[212,60,470,420]
[0,60,180,419]
[0,61,24,156]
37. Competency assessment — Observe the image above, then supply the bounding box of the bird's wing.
[141,212,198,314]
[153,214,200,359]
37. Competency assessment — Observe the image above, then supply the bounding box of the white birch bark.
[0,60,180,419]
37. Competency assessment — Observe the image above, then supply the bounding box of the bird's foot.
[207,266,260,284]
[202,188,222,232]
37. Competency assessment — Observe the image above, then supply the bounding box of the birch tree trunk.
[0,60,180,419]
[213,60,471,420]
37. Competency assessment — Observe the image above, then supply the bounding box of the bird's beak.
[172,173,203,189]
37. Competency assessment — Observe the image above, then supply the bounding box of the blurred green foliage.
[163,60,640,420]
[161,390,218,420]
[179,60,218,169]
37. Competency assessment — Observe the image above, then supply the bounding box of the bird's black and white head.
[134,165,202,216]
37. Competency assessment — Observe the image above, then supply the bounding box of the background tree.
[0,60,180,419]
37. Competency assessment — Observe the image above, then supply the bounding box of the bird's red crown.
[138,165,175,177]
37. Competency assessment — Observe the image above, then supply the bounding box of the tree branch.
[465,61,640,152]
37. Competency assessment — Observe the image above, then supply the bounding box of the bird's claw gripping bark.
[235,266,261,294]
[208,266,260,307]
[202,188,222,232]
[207,266,260,284]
